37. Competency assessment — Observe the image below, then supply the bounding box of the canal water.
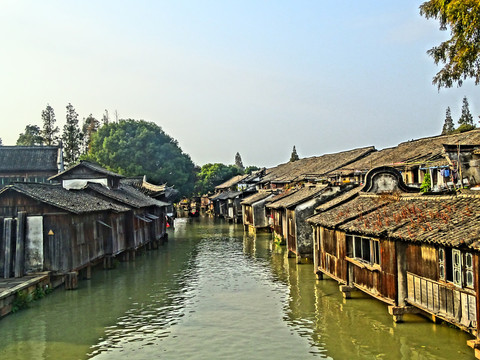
[0,217,474,359]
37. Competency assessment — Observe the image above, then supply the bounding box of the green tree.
[41,104,59,145]
[62,103,83,166]
[420,0,480,88]
[102,109,109,125]
[83,119,196,197]
[195,163,243,195]
[420,172,431,193]
[458,96,474,126]
[244,165,260,174]
[16,125,44,146]
[82,114,100,154]
[441,106,455,135]
[290,145,299,162]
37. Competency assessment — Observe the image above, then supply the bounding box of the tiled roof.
[0,146,59,172]
[241,191,275,205]
[267,186,327,209]
[0,183,129,214]
[210,190,244,201]
[314,185,362,212]
[307,194,391,228]
[49,160,124,180]
[87,183,168,208]
[311,191,480,250]
[215,175,248,190]
[329,130,480,176]
[260,146,375,184]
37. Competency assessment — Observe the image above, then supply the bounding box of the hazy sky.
[1,1,478,168]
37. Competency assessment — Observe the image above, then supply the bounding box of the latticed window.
[439,247,474,289]
[452,249,462,286]
[438,248,445,280]
[465,252,474,288]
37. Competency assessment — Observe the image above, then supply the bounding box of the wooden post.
[84,265,92,280]
[65,272,78,290]
[347,262,354,287]
[396,241,407,307]
[3,218,13,279]
[339,285,355,299]
[316,271,324,280]
[103,255,114,269]
[15,212,26,278]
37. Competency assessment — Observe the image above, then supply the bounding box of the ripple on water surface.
[0,218,474,360]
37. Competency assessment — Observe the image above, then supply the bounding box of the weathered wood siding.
[405,243,477,332]
[43,214,73,272]
[244,205,253,225]
[407,272,477,330]
[406,243,438,280]
[351,239,396,304]
[286,209,296,254]
[318,228,347,283]
[272,209,282,238]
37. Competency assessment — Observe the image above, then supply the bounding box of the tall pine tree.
[41,104,59,145]
[62,103,83,166]
[82,114,100,154]
[456,96,476,133]
[458,96,474,127]
[441,106,455,135]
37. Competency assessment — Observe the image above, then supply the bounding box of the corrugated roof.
[0,146,59,172]
[0,183,129,214]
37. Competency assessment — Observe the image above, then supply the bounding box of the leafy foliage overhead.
[84,119,196,197]
[420,0,480,88]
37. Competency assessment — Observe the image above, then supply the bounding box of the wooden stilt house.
[308,166,480,358]
[0,183,129,278]
[241,190,276,233]
[49,161,169,251]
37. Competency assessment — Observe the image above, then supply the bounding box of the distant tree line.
[441,96,477,135]
[16,104,259,198]
[16,103,109,166]
[194,152,259,196]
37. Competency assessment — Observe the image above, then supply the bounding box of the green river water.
[0,217,474,359]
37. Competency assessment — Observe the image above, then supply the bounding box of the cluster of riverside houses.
[0,146,172,289]
[208,130,480,357]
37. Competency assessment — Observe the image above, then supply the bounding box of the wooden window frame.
[347,234,380,267]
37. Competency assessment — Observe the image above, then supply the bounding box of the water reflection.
[244,228,473,360]
[0,218,474,360]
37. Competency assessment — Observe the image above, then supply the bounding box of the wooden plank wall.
[318,228,347,283]
[407,272,477,329]
[352,239,396,302]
